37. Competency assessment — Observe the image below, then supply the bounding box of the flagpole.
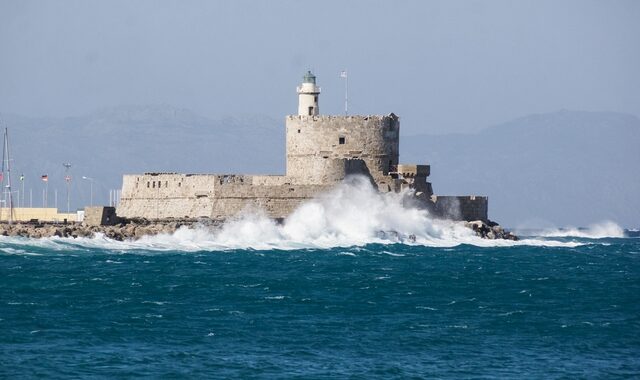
[345,72,348,116]
[340,70,349,116]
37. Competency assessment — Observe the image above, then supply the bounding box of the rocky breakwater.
[0,219,219,241]
[1,218,518,241]
[466,220,518,240]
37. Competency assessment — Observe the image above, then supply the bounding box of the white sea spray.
[539,220,625,238]
[0,176,592,251]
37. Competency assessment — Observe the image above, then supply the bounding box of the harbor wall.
[0,208,79,223]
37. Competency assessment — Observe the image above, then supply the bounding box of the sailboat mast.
[0,128,3,222]
[4,128,14,224]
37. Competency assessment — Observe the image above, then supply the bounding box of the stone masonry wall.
[285,114,399,191]
[430,195,489,222]
[83,207,118,226]
[117,173,334,220]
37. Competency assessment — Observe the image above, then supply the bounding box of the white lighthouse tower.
[297,71,321,116]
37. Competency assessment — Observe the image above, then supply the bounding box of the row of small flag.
[0,174,71,182]
[40,175,72,182]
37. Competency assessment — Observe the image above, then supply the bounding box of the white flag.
[340,70,347,78]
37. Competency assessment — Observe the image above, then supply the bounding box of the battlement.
[285,114,398,122]
[393,164,430,178]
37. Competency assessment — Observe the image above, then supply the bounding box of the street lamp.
[82,176,94,207]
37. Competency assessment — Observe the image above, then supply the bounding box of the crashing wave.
[0,176,587,251]
[539,221,625,239]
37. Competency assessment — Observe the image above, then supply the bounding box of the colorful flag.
[340,70,347,78]
[0,173,3,182]
[65,175,71,182]
[41,175,48,182]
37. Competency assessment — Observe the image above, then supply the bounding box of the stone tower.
[297,71,320,116]
[286,72,400,188]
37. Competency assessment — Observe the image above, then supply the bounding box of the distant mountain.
[2,105,283,210]
[401,110,640,228]
[3,107,638,227]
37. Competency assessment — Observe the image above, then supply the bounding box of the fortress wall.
[118,173,333,220]
[120,173,221,199]
[285,115,399,185]
[210,183,333,219]
[119,173,221,219]
[118,172,489,222]
[250,175,292,186]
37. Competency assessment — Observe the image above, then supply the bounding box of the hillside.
[401,110,640,227]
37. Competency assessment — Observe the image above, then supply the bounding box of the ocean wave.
[0,177,585,251]
[539,221,625,239]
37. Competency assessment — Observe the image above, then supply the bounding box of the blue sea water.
[1,233,639,378]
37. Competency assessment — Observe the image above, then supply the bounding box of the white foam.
[539,220,625,238]
[0,176,585,251]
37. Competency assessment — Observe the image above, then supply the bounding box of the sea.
[1,180,638,378]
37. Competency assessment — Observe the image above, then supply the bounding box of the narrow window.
[339,137,346,145]
[147,182,150,188]
[308,106,313,115]
[314,95,318,102]
[297,129,301,133]
[165,181,168,187]
[158,181,161,188]
[178,182,182,188]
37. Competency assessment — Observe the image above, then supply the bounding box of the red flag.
[41,175,48,182]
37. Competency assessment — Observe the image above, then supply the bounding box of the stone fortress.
[117,72,488,222]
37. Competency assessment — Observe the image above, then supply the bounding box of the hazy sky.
[1,0,639,134]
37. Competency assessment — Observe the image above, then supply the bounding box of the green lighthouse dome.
[303,71,316,84]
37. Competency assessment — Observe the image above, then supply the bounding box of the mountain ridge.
[402,109,640,227]
[2,105,638,227]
